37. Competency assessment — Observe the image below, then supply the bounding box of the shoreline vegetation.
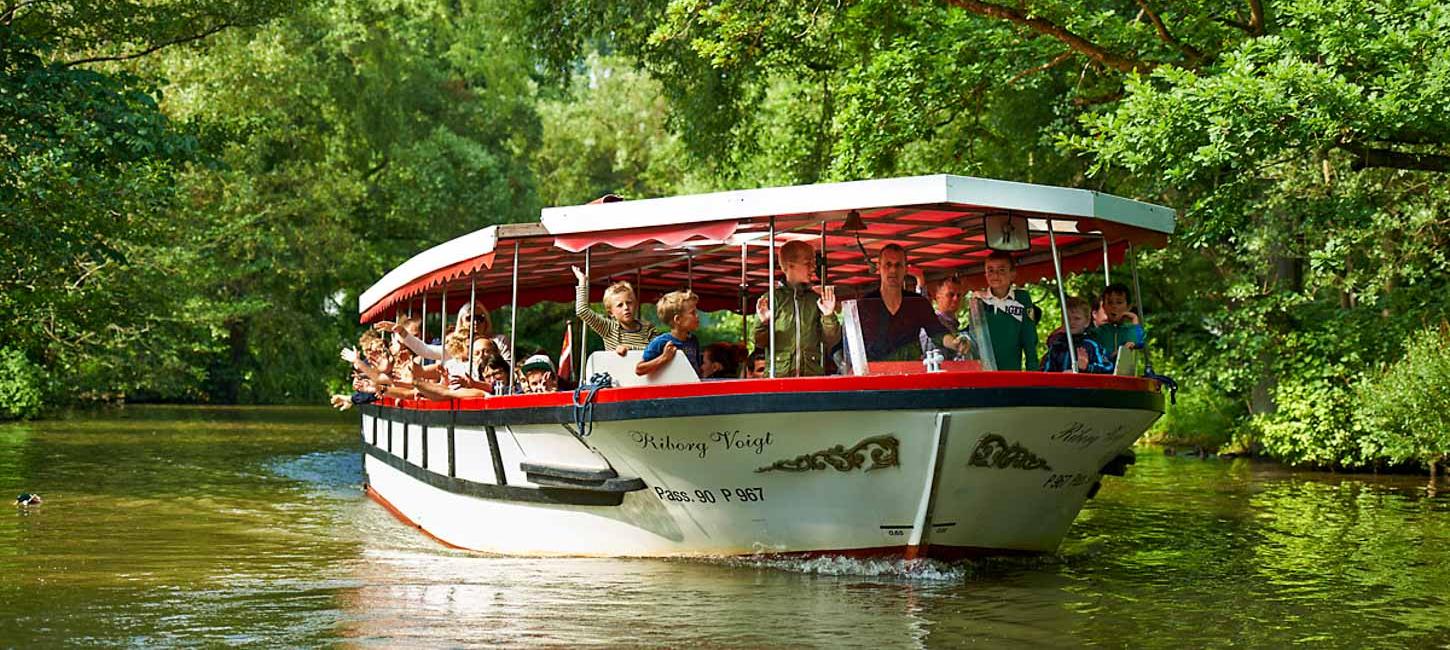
[2,1,1446,475]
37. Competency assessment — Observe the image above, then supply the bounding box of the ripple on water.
[710,554,971,581]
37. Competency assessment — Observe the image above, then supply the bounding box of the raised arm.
[573,266,612,336]
[376,324,445,362]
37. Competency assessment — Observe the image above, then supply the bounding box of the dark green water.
[2,406,1447,647]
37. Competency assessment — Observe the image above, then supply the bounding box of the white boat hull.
[359,373,1162,558]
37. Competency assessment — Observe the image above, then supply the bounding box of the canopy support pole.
[421,293,428,346]
[686,249,694,292]
[581,248,591,377]
[467,276,477,379]
[508,241,520,394]
[441,289,448,336]
[739,244,748,344]
[768,217,776,379]
[1101,237,1112,286]
[1047,220,1078,373]
[819,220,828,368]
[1128,241,1151,370]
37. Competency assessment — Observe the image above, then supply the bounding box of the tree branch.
[941,0,1156,74]
[1339,142,1450,173]
[1219,1,1266,36]
[1007,50,1074,85]
[1133,0,1205,66]
[0,0,50,25]
[61,21,233,67]
[1247,0,1266,36]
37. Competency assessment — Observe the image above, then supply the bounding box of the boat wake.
[712,554,971,581]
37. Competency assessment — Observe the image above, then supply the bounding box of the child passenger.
[752,240,839,376]
[700,342,741,379]
[1087,283,1145,363]
[636,290,703,377]
[969,251,1039,371]
[572,266,658,355]
[1043,297,1113,373]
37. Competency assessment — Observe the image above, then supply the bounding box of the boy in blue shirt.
[1044,297,1113,373]
[636,290,703,377]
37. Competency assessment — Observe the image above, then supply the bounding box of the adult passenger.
[856,245,968,361]
[381,302,513,365]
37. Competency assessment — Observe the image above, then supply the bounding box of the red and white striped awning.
[358,175,1176,322]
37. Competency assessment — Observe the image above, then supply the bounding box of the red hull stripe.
[365,484,467,550]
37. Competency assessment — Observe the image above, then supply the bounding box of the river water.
[2,406,1447,647]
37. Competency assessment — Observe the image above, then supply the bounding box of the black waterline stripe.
[363,442,624,507]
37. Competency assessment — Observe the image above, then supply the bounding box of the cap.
[520,354,555,374]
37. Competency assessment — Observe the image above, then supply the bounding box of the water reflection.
[2,408,1449,647]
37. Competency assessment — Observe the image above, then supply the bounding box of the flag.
[558,323,573,380]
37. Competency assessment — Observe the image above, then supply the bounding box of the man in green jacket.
[969,251,1040,371]
[752,240,840,376]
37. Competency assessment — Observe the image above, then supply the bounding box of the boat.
[354,174,1175,559]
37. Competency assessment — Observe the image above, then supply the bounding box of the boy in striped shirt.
[573,266,658,354]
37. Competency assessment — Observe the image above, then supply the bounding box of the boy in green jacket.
[969,251,1039,371]
[753,240,840,376]
[1087,283,1145,363]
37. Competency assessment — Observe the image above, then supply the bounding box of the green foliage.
[0,347,47,420]
[6,0,1450,479]
[1357,325,1450,470]
[1146,385,1246,451]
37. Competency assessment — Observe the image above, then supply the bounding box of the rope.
[572,371,614,438]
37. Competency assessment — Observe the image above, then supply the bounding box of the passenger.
[572,266,658,354]
[745,349,768,378]
[520,354,560,393]
[1087,282,1145,363]
[410,332,497,400]
[331,333,384,410]
[399,316,422,339]
[969,251,1039,371]
[911,272,972,360]
[636,290,703,376]
[1043,297,1113,373]
[379,302,513,365]
[752,240,840,376]
[701,342,741,379]
[482,354,511,391]
[857,245,968,361]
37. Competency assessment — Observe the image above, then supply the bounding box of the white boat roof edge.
[357,226,499,316]
[540,174,1176,236]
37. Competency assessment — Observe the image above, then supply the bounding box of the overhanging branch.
[1340,142,1450,173]
[61,22,234,67]
[1007,50,1074,85]
[0,0,50,25]
[1133,0,1205,66]
[941,0,1156,74]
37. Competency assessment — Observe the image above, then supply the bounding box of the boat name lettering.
[1042,472,1095,490]
[968,434,1053,472]
[630,431,709,458]
[1050,423,1130,448]
[1050,422,1101,448]
[710,430,774,455]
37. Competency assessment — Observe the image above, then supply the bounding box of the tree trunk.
[222,318,249,404]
